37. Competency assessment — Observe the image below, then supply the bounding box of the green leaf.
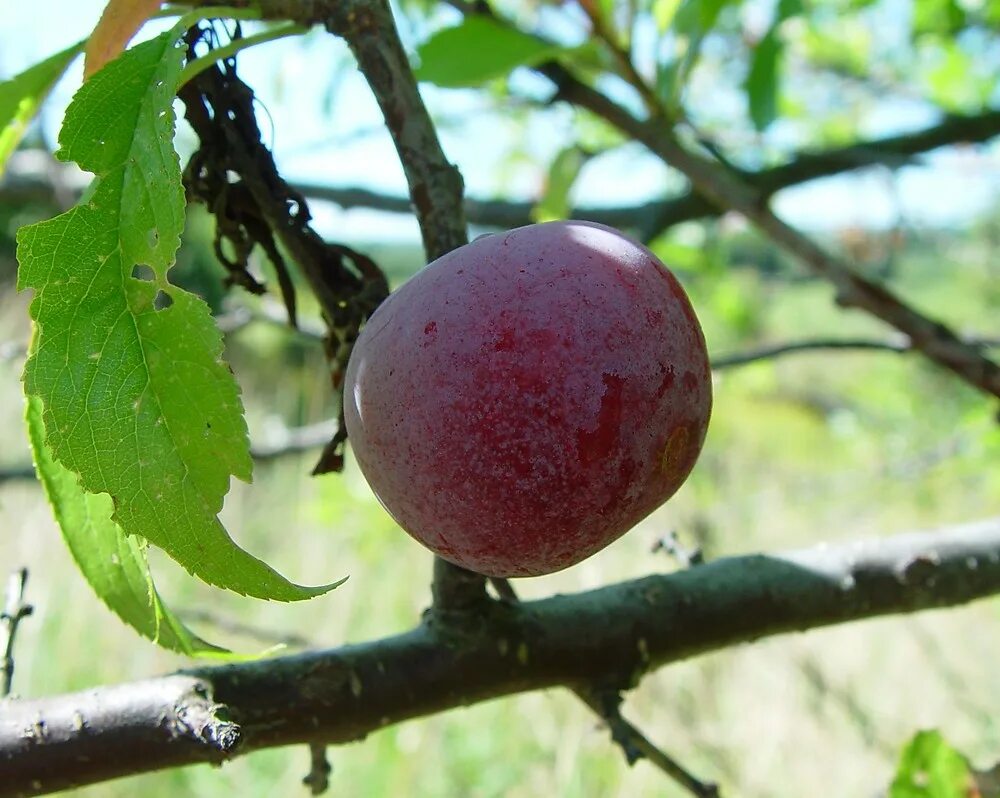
[26,393,229,657]
[656,0,737,108]
[744,0,801,131]
[0,41,84,175]
[672,0,733,37]
[913,0,966,37]
[746,30,781,131]
[17,32,341,601]
[923,39,989,112]
[532,146,588,223]
[414,17,564,87]
[890,730,974,797]
[776,0,804,20]
[653,0,683,31]
[800,19,872,76]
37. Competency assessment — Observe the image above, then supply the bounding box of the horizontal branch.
[163,103,1000,241]
[2,518,999,795]
[2,332,996,483]
[6,108,1000,242]
[0,419,336,485]
[711,335,1000,370]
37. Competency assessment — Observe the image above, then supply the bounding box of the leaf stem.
[178,23,307,87]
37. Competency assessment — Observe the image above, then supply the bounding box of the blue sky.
[1,1,998,244]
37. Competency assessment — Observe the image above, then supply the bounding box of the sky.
[1,0,999,244]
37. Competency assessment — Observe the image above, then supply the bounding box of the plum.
[344,220,711,577]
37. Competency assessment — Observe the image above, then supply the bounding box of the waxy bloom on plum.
[345,221,712,577]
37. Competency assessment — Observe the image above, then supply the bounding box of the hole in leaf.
[154,290,173,311]
[132,264,155,282]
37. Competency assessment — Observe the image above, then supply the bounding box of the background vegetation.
[1,0,1000,795]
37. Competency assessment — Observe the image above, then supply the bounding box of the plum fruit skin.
[344,220,712,578]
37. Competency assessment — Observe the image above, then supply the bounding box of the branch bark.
[3,518,999,795]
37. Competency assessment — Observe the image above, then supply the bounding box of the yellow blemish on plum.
[660,426,689,475]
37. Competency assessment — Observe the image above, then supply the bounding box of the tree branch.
[531,64,1000,402]
[8,106,1000,240]
[176,0,1000,400]
[578,688,720,798]
[2,518,999,795]
[311,0,481,607]
[1,569,32,698]
[318,0,467,260]
[711,335,1000,370]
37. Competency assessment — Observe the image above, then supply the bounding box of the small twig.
[177,609,315,648]
[302,742,332,795]
[651,531,704,568]
[711,336,1000,370]
[215,302,326,340]
[2,568,34,697]
[251,419,340,463]
[578,688,721,798]
[575,0,660,116]
[492,576,719,794]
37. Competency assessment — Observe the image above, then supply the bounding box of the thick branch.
[2,519,999,795]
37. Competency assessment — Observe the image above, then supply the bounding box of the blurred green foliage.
[1,0,999,793]
[890,730,976,797]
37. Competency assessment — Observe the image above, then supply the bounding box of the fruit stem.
[430,558,489,615]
